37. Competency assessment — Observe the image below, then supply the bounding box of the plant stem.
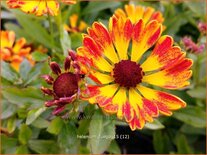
[48,14,55,47]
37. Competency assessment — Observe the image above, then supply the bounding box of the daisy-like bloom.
[41,50,85,115]
[114,4,164,25]
[6,0,76,16]
[76,16,193,130]
[0,31,34,71]
[64,14,87,33]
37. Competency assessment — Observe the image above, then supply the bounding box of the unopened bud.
[64,56,71,71]
[68,50,77,61]
[41,75,54,84]
[41,87,53,95]
[50,62,61,75]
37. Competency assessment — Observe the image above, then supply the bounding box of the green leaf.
[32,117,50,129]
[180,124,206,135]
[1,135,18,154]
[4,23,31,40]
[7,116,16,133]
[108,140,121,154]
[176,134,193,154]
[15,145,29,154]
[18,124,32,145]
[2,87,45,107]
[187,87,206,99]
[19,59,31,81]
[24,62,44,86]
[1,100,16,119]
[1,61,19,82]
[77,119,91,135]
[71,33,82,49]
[60,28,71,56]
[26,107,46,125]
[82,1,121,14]
[31,51,48,62]
[28,140,60,154]
[88,110,115,154]
[47,117,64,135]
[58,122,78,153]
[153,130,173,154]
[17,108,28,119]
[78,146,90,154]
[144,119,165,130]
[173,106,206,128]
[184,1,206,18]
[14,13,55,49]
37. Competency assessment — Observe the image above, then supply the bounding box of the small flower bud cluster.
[182,36,205,54]
[198,21,206,35]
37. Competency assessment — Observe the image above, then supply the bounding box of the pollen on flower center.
[53,73,78,97]
[113,60,143,88]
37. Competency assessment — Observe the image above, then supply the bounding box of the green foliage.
[88,110,115,154]
[1,1,206,154]
[18,124,32,145]
[28,140,60,154]
[173,106,206,128]
[153,130,173,154]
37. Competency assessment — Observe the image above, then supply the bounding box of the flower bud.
[52,105,66,115]
[41,87,53,95]
[50,62,61,75]
[68,50,77,61]
[64,56,71,71]
[41,75,54,84]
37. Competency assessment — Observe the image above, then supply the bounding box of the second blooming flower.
[76,12,193,130]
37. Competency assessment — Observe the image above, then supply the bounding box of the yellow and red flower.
[64,14,87,33]
[41,50,85,115]
[114,4,164,25]
[6,0,76,16]
[0,30,34,71]
[76,16,193,130]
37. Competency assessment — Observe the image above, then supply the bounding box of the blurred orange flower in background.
[0,31,34,71]
[64,14,87,33]
[6,0,76,16]
[114,4,164,25]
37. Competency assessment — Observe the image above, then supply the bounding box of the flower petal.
[125,5,144,24]
[1,31,15,48]
[129,88,158,127]
[109,16,133,60]
[143,7,155,24]
[141,35,185,72]
[13,38,26,53]
[46,1,59,16]
[128,109,145,130]
[19,1,39,15]
[112,88,127,119]
[142,58,193,89]
[87,84,118,106]
[89,71,114,85]
[131,20,162,62]
[61,0,76,4]
[137,85,186,116]
[77,47,113,73]
[150,11,164,24]
[88,22,119,63]
[69,14,78,28]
